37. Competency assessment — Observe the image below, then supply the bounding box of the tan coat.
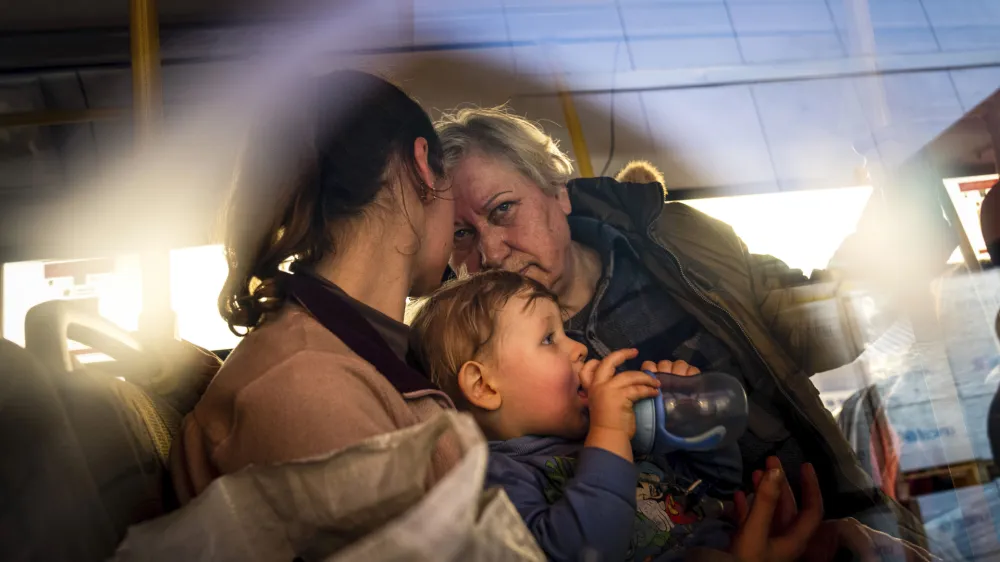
[567,176,925,546]
[170,304,459,503]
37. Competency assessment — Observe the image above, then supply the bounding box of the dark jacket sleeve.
[663,443,743,497]
[487,447,637,562]
[745,246,861,375]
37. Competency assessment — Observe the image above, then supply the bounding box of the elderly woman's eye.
[490,201,516,222]
[454,228,472,241]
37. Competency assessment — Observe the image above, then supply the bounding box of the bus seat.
[0,338,121,561]
[21,300,221,553]
[24,301,146,376]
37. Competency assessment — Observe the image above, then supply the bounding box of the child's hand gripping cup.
[631,371,749,455]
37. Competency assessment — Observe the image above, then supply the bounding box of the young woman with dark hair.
[170,70,458,502]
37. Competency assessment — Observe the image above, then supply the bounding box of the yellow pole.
[130,0,175,339]
[130,0,162,147]
[557,90,594,178]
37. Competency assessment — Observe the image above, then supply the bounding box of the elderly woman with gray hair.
[434,107,932,560]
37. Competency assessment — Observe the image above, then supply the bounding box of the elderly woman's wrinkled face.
[450,153,573,292]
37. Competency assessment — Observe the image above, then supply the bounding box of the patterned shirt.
[488,435,736,562]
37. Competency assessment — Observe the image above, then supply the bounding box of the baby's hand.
[579,349,661,462]
[641,359,701,377]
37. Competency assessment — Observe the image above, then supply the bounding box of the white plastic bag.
[114,411,544,562]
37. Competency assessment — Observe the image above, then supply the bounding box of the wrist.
[584,425,633,463]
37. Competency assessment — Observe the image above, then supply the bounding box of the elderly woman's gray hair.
[434,106,575,197]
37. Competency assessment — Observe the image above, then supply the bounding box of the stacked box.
[917,481,1000,561]
[878,342,998,470]
[936,271,1000,402]
[885,396,975,472]
[825,271,1000,470]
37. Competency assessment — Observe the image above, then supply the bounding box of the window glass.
[169,244,241,351]
[1,256,143,355]
[684,185,873,277]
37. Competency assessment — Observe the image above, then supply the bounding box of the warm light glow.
[78,352,117,364]
[1,246,240,353]
[1,257,142,347]
[683,186,873,277]
[170,245,242,351]
[6,181,976,353]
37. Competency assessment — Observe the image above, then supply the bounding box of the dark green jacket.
[567,177,927,547]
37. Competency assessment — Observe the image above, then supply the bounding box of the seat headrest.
[24,300,144,376]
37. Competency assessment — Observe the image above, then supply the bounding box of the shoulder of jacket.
[657,201,738,239]
[252,346,392,393]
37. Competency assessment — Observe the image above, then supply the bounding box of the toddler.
[410,271,742,561]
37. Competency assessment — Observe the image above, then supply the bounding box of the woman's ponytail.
[218,142,322,333]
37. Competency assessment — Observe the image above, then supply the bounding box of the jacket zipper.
[645,215,775,381]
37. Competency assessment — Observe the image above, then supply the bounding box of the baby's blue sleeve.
[487,447,637,562]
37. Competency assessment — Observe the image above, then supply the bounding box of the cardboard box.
[916,481,1000,561]
[886,397,976,472]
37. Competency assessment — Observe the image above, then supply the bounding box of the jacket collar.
[566,215,640,267]
[566,177,719,294]
[566,177,665,238]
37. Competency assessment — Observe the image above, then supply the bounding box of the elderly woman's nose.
[479,230,509,269]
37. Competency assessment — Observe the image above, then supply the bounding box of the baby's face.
[487,295,591,440]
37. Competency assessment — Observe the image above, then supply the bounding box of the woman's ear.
[413,137,435,200]
[556,184,572,216]
[457,360,502,411]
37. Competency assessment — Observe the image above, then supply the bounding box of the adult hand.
[741,457,939,562]
[803,518,940,562]
[641,359,701,377]
[730,458,823,562]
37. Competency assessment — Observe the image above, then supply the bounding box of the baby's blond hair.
[409,271,556,404]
